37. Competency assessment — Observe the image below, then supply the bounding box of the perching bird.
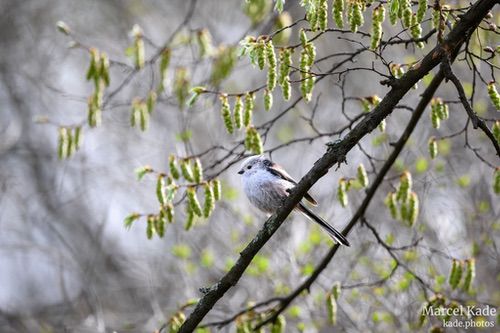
[238,155,350,246]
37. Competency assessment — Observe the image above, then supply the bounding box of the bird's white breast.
[242,168,294,213]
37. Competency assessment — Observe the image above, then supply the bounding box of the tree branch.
[254,49,454,329]
[178,1,497,331]
[440,56,500,156]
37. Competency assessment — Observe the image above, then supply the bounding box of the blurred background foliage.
[0,0,499,332]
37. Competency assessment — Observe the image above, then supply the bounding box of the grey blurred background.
[0,0,498,332]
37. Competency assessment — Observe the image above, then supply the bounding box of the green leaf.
[134,165,153,181]
[124,213,140,229]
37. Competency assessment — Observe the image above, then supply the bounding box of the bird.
[238,155,350,246]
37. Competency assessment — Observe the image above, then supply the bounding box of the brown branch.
[177,1,497,331]
[440,56,500,157]
[254,51,454,330]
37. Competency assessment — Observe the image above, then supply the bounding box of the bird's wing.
[267,163,318,206]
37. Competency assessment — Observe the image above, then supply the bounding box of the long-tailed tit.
[238,155,350,246]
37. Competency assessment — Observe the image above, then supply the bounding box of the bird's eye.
[247,165,252,170]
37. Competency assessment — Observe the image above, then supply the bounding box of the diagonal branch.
[178,1,497,331]
[440,56,500,157]
[254,53,453,329]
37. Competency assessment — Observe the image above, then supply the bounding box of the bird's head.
[238,155,268,177]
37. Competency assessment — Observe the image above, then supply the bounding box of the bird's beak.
[238,170,244,175]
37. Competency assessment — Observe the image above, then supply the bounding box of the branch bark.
[178,1,497,331]
[440,56,500,156]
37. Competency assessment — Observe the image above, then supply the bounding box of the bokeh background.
[0,0,498,332]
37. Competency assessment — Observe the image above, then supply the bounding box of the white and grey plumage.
[238,155,350,246]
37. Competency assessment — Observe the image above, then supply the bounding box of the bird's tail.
[297,203,350,246]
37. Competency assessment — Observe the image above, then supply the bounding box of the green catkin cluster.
[169,154,180,179]
[180,159,194,182]
[233,96,243,129]
[305,1,318,31]
[156,214,166,237]
[245,126,264,154]
[337,178,348,207]
[400,201,409,221]
[349,1,364,33]
[156,174,167,205]
[300,42,316,102]
[87,91,103,128]
[212,179,221,200]
[196,28,213,58]
[168,312,186,332]
[193,158,203,183]
[185,207,195,230]
[271,315,286,333]
[390,63,405,79]
[332,0,344,28]
[266,40,277,91]
[187,187,203,217]
[244,92,255,127]
[432,5,440,29]
[408,191,419,226]
[487,81,500,110]
[203,183,215,218]
[416,0,427,23]
[158,48,171,92]
[370,5,385,50]
[449,259,463,290]
[357,163,369,187]
[388,0,399,25]
[379,119,386,132]
[318,0,328,31]
[385,192,398,219]
[264,89,273,111]
[410,13,424,48]
[428,137,438,159]
[130,98,149,131]
[462,258,475,292]
[174,67,190,110]
[361,98,371,113]
[146,215,154,239]
[433,5,449,43]
[99,52,110,87]
[278,48,292,101]
[494,168,500,194]
[147,91,157,114]
[131,25,145,69]
[256,39,266,70]
[57,126,83,159]
[332,282,341,300]
[396,170,412,202]
[430,97,448,129]
[165,203,174,223]
[220,94,234,134]
[326,292,338,325]
[493,121,500,143]
[401,0,412,28]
